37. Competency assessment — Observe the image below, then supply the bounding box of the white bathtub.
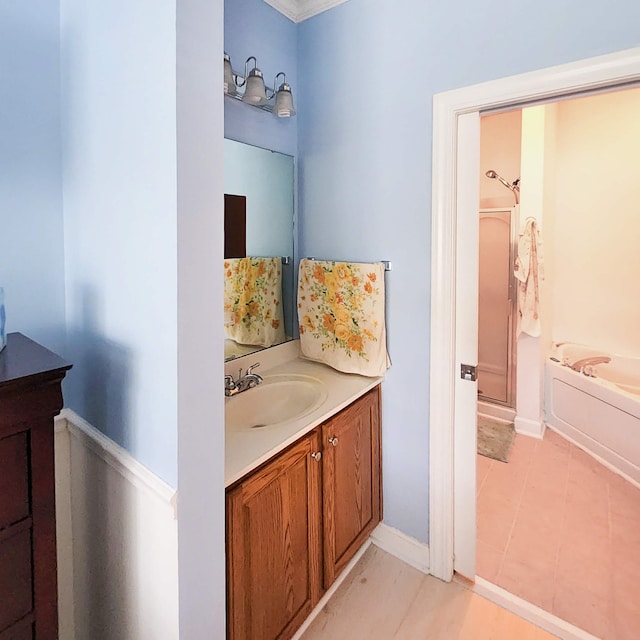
[545,343,640,485]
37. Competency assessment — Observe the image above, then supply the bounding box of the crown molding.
[263,0,298,22]
[263,0,350,23]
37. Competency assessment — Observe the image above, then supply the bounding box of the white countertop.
[225,341,383,487]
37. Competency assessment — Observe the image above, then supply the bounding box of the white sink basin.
[225,374,328,430]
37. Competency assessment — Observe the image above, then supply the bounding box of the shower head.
[485,169,520,203]
[485,169,513,190]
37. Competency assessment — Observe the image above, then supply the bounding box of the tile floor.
[477,428,640,640]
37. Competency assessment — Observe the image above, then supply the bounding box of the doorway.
[475,87,640,639]
[428,46,640,589]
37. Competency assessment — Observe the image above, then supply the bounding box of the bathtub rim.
[544,358,640,489]
[545,342,640,410]
[553,341,640,378]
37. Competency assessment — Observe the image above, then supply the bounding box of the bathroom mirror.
[224,138,295,361]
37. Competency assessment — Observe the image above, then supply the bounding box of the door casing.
[428,46,640,582]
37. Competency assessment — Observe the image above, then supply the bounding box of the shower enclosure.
[478,207,518,407]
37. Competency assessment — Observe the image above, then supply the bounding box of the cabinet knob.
[328,436,339,447]
[311,451,322,461]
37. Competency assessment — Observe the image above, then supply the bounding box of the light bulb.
[223,53,236,95]
[242,68,267,106]
[274,82,295,117]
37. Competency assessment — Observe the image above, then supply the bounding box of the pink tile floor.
[477,428,640,640]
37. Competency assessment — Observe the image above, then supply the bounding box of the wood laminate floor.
[301,545,558,640]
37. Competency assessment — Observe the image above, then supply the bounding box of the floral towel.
[224,257,285,347]
[297,259,390,377]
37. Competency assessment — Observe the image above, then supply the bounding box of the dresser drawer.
[0,432,30,530]
[0,526,33,631]
[0,616,33,640]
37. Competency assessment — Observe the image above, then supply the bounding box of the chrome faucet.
[225,362,263,396]
[570,355,611,374]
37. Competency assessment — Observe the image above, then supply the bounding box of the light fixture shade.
[274,82,296,117]
[242,69,267,106]
[223,53,235,95]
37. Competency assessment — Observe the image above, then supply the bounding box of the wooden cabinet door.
[322,386,381,587]
[226,432,322,640]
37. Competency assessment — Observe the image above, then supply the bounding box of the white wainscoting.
[54,409,179,640]
[54,419,75,640]
[53,410,430,640]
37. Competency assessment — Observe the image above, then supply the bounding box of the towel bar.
[305,258,392,272]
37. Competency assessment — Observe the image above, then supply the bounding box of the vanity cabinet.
[0,333,72,640]
[226,385,381,640]
[226,431,323,640]
[321,385,381,587]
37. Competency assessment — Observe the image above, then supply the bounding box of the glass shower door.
[477,209,516,407]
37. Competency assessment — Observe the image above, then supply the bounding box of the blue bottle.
[0,287,6,351]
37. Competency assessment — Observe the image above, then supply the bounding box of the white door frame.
[428,46,640,582]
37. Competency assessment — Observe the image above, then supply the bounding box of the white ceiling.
[263,0,350,23]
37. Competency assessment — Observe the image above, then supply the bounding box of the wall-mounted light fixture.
[224,53,296,118]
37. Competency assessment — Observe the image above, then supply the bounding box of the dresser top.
[0,332,72,388]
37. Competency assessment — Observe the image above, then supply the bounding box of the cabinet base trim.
[290,540,372,640]
[370,523,430,574]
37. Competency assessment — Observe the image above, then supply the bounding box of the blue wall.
[60,0,178,486]
[6,0,639,549]
[298,0,640,542]
[224,0,297,156]
[0,0,180,487]
[0,1,66,353]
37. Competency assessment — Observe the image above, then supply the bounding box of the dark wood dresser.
[0,333,72,640]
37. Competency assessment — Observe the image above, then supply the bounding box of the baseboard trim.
[514,415,545,439]
[473,577,601,640]
[290,540,372,640]
[59,408,177,511]
[370,522,430,574]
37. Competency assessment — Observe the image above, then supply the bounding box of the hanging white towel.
[514,217,544,337]
[297,259,390,377]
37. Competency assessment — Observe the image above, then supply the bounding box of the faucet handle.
[246,362,261,376]
[224,374,237,394]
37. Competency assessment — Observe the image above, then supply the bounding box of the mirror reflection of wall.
[224,138,295,361]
